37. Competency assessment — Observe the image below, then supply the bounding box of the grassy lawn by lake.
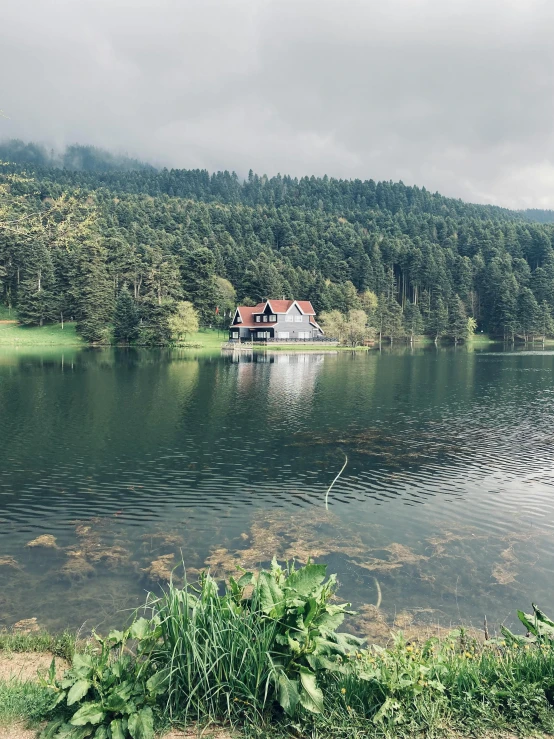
[0,322,84,346]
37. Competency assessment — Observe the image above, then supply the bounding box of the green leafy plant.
[40,618,167,739]
[502,603,554,644]
[249,559,363,716]
[148,559,362,723]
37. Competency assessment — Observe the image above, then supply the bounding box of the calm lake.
[1,345,554,639]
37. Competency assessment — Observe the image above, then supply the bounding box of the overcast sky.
[1,0,553,209]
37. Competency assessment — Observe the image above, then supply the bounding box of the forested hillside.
[1,140,554,343]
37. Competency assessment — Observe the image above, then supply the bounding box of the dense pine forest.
[1,140,554,344]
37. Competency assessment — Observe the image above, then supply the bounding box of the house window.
[257,331,269,339]
[278,331,290,339]
[294,315,302,322]
[255,316,261,322]
[285,315,294,322]
[232,331,239,338]
[269,315,277,322]
[263,315,268,322]
[236,316,242,323]
[298,331,310,339]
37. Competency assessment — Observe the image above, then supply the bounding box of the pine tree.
[17,241,58,326]
[448,294,469,344]
[517,287,540,342]
[76,242,114,343]
[113,286,139,344]
[537,301,554,345]
[382,296,403,344]
[428,296,448,345]
[181,247,218,323]
[403,301,424,344]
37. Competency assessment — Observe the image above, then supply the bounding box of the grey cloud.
[1,0,553,208]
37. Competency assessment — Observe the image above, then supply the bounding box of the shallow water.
[1,345,554,638]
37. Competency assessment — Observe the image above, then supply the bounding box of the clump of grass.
[150,573,278,726]
[0,679,51,727]
[0,629,75,661]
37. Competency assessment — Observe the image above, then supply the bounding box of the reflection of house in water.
[234,352,325,411]
[267,353,325,404]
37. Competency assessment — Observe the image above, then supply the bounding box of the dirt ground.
[0,652,68,682]
[0,727,235,739]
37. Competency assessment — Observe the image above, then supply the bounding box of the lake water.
[1,345,554,640]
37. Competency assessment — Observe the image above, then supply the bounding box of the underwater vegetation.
[0,505,551,643]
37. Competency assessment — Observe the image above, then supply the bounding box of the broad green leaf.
[127,706,154,739]
[70,702,106,726]
[109,719,126,739]
[55,724,95,739]
[285,564,327,597]
[237,572,254,588]
[277,673,300,716]
[67,679,91,706]
[51,690,69,709]
[534,604,554,629]
[257,572,285,617]
[146,668,170,696]
[303,597,318,627]
[94,727,109,739]
[287,635,302,655]
[129,618,150,640]
[104,692,129,713]
[40,719,65,739]
[501,625,530,645]
[71,654,93,678]
[299,667,323,713]
[517,609,538,635]
[107,630,125,644]
[316,609,345,634]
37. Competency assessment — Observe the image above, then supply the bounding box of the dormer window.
[255,316,261,322]
[269,315,277,322]
[237,315,242,323]
[263,315,268,322]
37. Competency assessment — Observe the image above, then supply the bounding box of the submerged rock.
[0,556,21,570]
[26,535,58,549]
[59,556,95,580]
[13,617,40,633]
[142,553,175,583]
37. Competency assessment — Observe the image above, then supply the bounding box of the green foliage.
[0,628,75,661]
[320,309,371,346]
[167,301,199,343]
[113,288,139,344]
[253,559,362,715]
[7,579,554,738]
[2,152,554,344]
[447,294,469,344]
[502,603,554,644]
[0,678,52,727]
[41,621,166,739]
[147,560,361,724]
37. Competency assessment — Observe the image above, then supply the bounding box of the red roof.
[233,305,265,328]
[261,299,295,314]
[296,301,316,315]
[231,300,317,328]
